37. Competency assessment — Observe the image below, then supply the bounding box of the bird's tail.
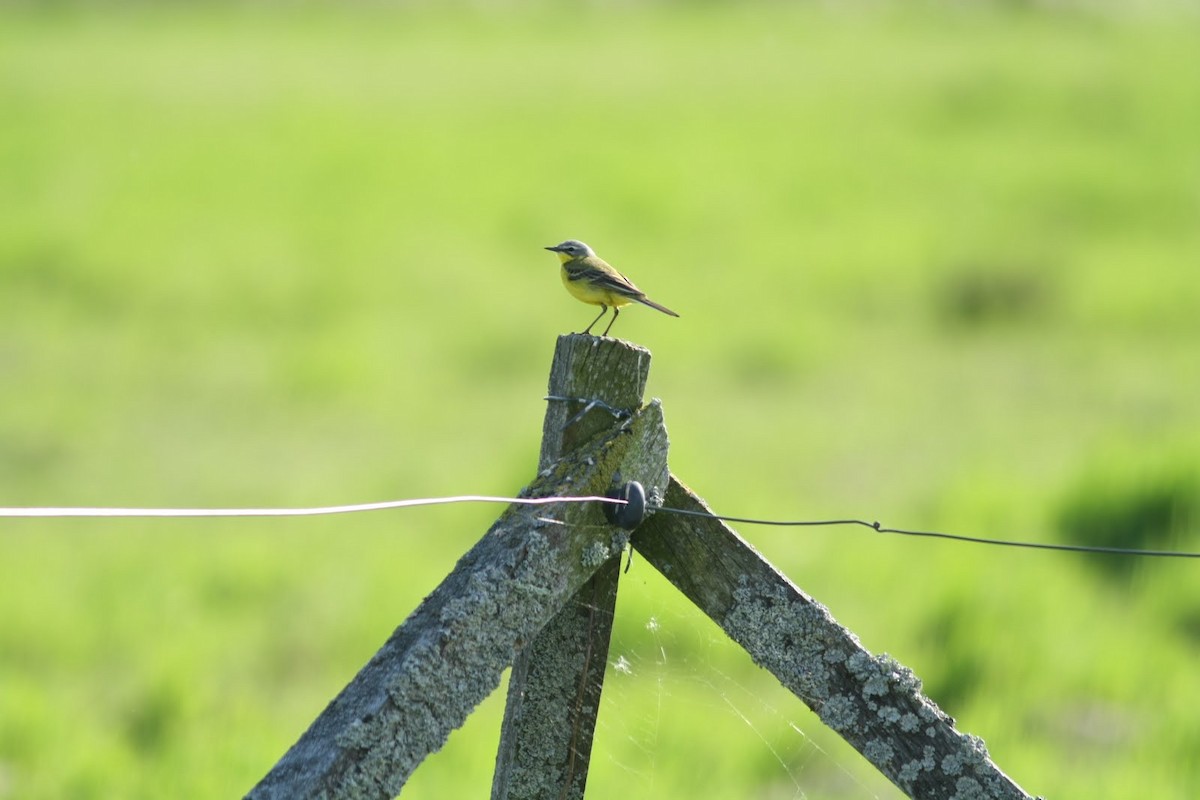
[635,295,680,318]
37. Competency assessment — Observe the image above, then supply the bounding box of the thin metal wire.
[3,493,1198,560]
[655,506,1200,558]
[544,394,634,428]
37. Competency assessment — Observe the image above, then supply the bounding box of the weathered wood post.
[492,334,667,800]
[247,334,668,799]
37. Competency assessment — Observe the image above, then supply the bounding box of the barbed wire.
[2,492,1197,559]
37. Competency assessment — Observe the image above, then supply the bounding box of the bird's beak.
[544,245,561,252]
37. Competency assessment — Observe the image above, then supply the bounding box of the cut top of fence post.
[540,334,651,469]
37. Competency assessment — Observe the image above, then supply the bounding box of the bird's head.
[545,239,595,263]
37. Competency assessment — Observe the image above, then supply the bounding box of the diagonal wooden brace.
[631,475,1036,800]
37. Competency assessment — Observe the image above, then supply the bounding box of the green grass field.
[2,3,1199,798]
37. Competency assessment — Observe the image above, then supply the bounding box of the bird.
[545,239,679,337]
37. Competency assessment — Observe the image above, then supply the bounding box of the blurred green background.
[2,3,1199,798]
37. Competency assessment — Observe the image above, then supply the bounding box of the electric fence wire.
[659,506,1200,558]
[2,493,1198,559]
[0,495,616,518]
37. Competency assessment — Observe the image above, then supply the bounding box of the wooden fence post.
[246,334,668,800]
[492,334,667,800]
[247,335,1037,800]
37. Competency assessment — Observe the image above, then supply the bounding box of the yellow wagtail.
[545,239,679,337]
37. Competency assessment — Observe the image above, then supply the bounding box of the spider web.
[401,544,904,798]
[582,561,903,800]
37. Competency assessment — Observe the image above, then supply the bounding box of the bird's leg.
[581,305,607,336]
[601,307,619,337]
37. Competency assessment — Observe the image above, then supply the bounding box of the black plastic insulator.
[605,481,647,530]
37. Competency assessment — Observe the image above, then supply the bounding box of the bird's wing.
[570,264,645,299]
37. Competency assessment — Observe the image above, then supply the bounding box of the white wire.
[0,495,622,518]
